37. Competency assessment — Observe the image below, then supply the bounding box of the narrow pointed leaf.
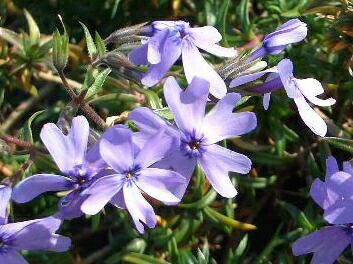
[216,0,230,46]
[19,110,45,143]
[322,137,353,154]
[86,68,111,99]
[95,31,106,58]
[80,22,97,59]
[24,9,40,44]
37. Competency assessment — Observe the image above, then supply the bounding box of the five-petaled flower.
[129,21,237,98]
[230,59,335,137]
[310,156,353,225]
[12,116,107,219]
[80,126,186,233]
[130,76,257,199]
[292,156,353,264]
[0,185,70,263]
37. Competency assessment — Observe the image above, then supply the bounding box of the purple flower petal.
[129,107,168,134]
[182,39,226,99]
[203,93,257,144]
[188,26,222,43]
[325,156,339,180]
[295,78,336,107]
[264,19,307,48]
[292,227,331,256]
[147,28,169,64]
[135,130,175,169]
[327,171,353,197]
[68,116,90,166]
[164,76,209,134]
[12,174,73,204]
[81,174,124,215]
[99,126,134,173]
[57,190,86,220]
[10,216,71,252]
[0,251,28,264]
[250,20,307,60]
[323,187,340,210]
[229,66,278,88]
[40,123,75,174]
[343,161,353,175]
[152,21,188,31]
[310,179,326,209]
[135,168,185,204]
[0,185,11,225]
[129,43,149,65]
[199,144,251,198]
[194,40,237,57]
[123,183,156,233]
[84,142,107,173]
[277,19,304,30]
[277,59,302,99]
[154,151,196,200]
[293,96,327,137]
[141,36,182,87]
[110,189,126,209]
[1,219,40,235]
[324,198,353,224]
[292,226,349,264]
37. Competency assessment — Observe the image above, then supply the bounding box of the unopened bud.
[105,22,149,45]
[52,29,69,72]
[96,51,143,83]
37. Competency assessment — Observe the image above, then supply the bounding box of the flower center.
[124,165,141,181]
[178,28,188,38]
[126,172,134,180]
[189,139,201,150]
[68,165,93,188]
[181,132,205,158]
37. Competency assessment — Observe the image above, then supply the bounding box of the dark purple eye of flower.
[180,133,205,159]
[68,165,93,187]
[126,172,134,180]
[188,139,201,150]
[124,165,141,180]
[178,28,187,38]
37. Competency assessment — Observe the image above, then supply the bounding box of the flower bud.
[96,51,143,83]
[104,22,149,45]
[52,29,69,72]
[249,19,307,61]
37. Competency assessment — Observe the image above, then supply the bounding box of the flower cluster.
[3,18,338,262]
[13,75,257,234]
[292,157,353,264]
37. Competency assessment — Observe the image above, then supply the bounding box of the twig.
[57,71,108,130]
[10,151,34,185]
[0,134,47,154]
